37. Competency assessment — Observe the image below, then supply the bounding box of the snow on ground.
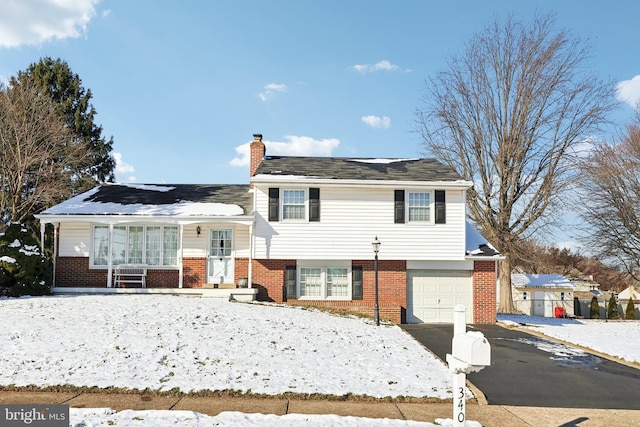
[0,295,453,398]
[498,314,640,364]
[69,408,479,427]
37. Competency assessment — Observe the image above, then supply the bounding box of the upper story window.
[269,187,320,222]
[283,189,305,220]
[395,189,446,224]
[408,192,431,222]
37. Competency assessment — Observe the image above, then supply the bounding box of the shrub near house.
[0,223,51,296]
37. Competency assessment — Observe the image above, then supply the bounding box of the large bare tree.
[416,13,616,313]
[0,81,84,225]
[579,116,640,277]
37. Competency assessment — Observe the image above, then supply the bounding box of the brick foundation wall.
[251,259,296,301]
[473,260,497,324]
[55,257,107,287]
[55,256,179,288]
[183,257,206,288]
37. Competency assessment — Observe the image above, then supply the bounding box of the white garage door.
[407,270,473,323]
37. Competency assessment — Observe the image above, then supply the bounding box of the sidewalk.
[1,391,638,426]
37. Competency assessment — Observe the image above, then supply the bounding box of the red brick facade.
[56,257,180,288]
[472,260,497,324]
[54,255,497,324]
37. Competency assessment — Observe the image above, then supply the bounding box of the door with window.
[208,229,233,285]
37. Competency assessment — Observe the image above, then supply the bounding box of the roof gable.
[253,157,466,182]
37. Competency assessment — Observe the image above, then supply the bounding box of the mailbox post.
[445,305,491,427]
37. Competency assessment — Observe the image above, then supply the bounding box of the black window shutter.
[309,188,320,222]
[394,190,405,223]
[285,265,297,299]
[268,188,279,221]
[435,190,446,224]
[352,266,363,300]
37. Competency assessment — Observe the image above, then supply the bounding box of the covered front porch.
[33,182,258,291]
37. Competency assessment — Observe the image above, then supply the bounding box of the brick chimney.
[250,133,265,180]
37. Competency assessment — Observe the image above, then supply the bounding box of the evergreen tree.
[0,223,51,296]
[590,296,600,319]
[626,298,636,320]
[607,294,619,319]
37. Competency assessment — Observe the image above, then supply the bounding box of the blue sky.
[1,0,639,247]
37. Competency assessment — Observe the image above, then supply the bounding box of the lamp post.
[372,236,381,326]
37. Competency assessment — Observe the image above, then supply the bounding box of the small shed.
[512,274,575,317]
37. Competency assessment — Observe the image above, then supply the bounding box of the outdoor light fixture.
[372,236,381,326]
[196,226,201,237]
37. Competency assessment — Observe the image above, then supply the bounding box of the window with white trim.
[298,263,351,300]
[408,192,431,222]
[283,189,305,220]
[92,225,179,267]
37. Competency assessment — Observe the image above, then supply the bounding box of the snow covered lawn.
[0,295,453,399]
[498,314,640,364]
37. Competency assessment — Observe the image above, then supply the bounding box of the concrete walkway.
[1,391,638,426]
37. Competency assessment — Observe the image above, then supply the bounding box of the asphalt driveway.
[401,323,640,409]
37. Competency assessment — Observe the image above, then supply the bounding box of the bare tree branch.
[0,81,85,224]
[416,13,617,313]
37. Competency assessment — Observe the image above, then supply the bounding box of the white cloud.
[259,83,287,101]
[361,115,391,129]
[351,60,409,74]
[616,75,640,109]
[113,152,136,182]
[0,0,99,48]
[230,136,341,167]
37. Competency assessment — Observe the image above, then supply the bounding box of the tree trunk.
[498,255,516,313]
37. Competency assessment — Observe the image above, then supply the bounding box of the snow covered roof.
[37,183,252,217]
[511,274,576,289]
[465,222,501,257]
[253,156,471,183]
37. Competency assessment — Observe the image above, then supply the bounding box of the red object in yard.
[555,307,566,318]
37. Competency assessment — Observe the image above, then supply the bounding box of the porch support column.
[39,222,46,254]
[107,223,114,288]
[52,223,59,287]
[248,222,253,288]
[178,224,184,288]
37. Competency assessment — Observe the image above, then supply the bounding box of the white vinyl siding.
[253,185,466,261]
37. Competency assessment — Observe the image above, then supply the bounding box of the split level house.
[35,134,501,324]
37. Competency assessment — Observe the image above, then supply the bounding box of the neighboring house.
[35,134,501,324]
[512,274,575,317]
[568,276,601,292]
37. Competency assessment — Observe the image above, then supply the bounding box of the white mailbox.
[452,331,491,367]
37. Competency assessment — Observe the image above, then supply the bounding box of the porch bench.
[113,265,147,288]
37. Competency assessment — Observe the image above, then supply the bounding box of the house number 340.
[457,386,465,422]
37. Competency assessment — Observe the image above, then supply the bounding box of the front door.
[208,229,233,285]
